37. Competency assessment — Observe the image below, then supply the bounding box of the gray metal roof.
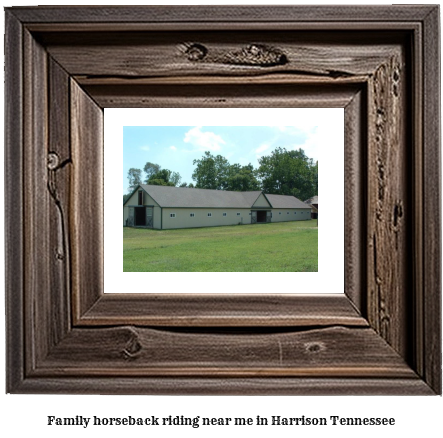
[139,184,311,209]
[140,184,264,208]
[265,193,311,209]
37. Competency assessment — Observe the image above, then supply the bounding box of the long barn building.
[123,184,312,230]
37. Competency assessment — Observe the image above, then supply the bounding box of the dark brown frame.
[5,6,441,394]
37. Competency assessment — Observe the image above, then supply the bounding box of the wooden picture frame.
[5,5,441,394]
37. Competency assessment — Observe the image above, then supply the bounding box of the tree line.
[124,147,318,203]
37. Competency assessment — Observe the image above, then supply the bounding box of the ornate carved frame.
[5,6,441,394]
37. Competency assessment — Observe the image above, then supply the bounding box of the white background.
[106,108,344,293]
[1,1,442,438]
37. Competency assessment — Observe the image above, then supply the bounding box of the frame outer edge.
[4,5,441,395]
[10,376,433,395]
[423,6,441,395]
[5,5,437,23]
[5,11,24,392]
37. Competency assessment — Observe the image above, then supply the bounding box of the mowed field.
[123,220,318,272]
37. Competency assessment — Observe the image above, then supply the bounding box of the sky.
[123,124,322,194]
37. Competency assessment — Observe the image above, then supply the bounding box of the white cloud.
[183,126,225,151]
[139,145,150,151]
[170,146,177,151]
[255,143,270,154]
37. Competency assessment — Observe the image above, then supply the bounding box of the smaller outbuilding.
[124,185,312,230]
[304,195,318,219]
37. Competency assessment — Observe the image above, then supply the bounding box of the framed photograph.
[107,107,342,294]
[5,5,440,394]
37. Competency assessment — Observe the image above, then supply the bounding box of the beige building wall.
[162,208,252,229]
[252,193,271,208]
[153,206,161,229]
[271,208,311,222]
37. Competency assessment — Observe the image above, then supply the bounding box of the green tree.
[257,147,317,200]
[143,162,161,183]
[311,160,318,198]
[193,152,263,192]
[147,169,175,186]
[170,171,182,187]
[127,168,142,192]
[192,151,230,190]
[225,163,261,191]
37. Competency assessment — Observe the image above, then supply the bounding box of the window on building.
[138,190,143,205]
[207,213,212,217]
[170,213,176,218]
[279,212,282,215]
[223,212,227,216]
[237,212,240,216]
[190,213,195,217]
[287,212,289,214]
[294,212,297,214]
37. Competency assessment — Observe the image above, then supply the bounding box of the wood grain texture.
[4,10,24,393]
[23,29,50,373]
[83,82,361,109]
[8,5,436,23]
[70,80,104,320]
[48,57,72,346]
[13,377,433,396]
[422,6,441,394]
[37,326,414,378]
[411,17,425,382]
[41,31,402,79]
[344,90,366,314]
[4,5,441,395]
[366,50,409,358]
[79,294,367,327]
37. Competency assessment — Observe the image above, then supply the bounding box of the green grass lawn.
[123,220,317,272]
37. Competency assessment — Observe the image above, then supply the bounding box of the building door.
[146,207,153,228]
[251,211,257,224]
[134,207,146,226]
[266,211,272,223]
[256,210,267,223]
